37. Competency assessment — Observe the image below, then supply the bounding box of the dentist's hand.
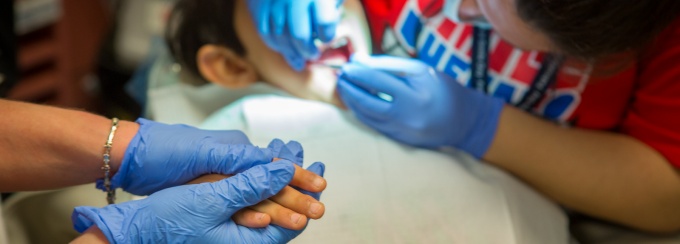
[337,55,505,158]
[246,0,343,71]
[74,161,325,243]
[102,119,279,196]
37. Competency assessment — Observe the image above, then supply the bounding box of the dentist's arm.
[485,106,680,233]
[338,55,680,233]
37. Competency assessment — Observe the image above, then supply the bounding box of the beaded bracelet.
[102,118,119,204]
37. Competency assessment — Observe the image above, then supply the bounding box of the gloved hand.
[102,119,279,196]
[266,139,323,200]
[74,161,327,243]
[267,139,304,165]
[246,0,343,71]
[337,55,505,158]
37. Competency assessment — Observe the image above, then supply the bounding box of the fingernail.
[291,213,302,224]
[256,213,266,220]
[309,202,322,216]
[314,177,325,189]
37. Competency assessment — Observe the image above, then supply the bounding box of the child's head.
[165,0,367,106]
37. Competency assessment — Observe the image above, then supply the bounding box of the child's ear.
[197,45,258,88]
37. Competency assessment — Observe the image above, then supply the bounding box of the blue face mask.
[443,0,493,29]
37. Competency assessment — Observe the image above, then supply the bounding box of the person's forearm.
[0,99,139,191]
[484,106,680,233]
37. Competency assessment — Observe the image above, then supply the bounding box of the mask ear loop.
[443,0,493,29]
[443,0,464,23]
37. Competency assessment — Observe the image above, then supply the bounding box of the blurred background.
[1,2,172,241]
[2,0,177,120]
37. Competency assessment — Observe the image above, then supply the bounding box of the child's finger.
[232,208,271,228]
[293,162,326,200]
[269,186,326,219]
[290,164,327,193]
[248,199,309,231]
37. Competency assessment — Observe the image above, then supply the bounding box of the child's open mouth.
[310,36,354,67]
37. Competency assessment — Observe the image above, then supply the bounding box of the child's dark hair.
[165,0,246,83]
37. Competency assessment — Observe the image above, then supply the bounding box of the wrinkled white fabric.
[144,44,569,242]
[200,95,569,244]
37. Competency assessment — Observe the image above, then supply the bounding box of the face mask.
[443,0,493,29]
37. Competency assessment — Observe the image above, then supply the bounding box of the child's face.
[199,0,369,107]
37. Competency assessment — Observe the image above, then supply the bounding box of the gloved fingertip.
[286,55,306,72]
[278,146,301,166]
[339,60,375,78]
[336,68,365,88]
[338,64,357,77]
[283,142,304,165]
[289,36,319,61]
[274,23,284,35]
[308,50,321,61]
[307,162,326,177]
[258,24,270,36]
[319,24,337,42]
[267,138,286,149]
[284,141,303,154]
[296,64,306,72]
[302,38,320,56]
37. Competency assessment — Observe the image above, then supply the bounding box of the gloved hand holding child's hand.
[74,160,327,243]
[102,119,279,196]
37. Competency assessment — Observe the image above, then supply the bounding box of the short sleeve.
[620,18,680,168]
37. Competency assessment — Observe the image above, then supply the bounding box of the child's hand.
[187,162,327,230]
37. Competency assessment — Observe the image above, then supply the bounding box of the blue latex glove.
[246,0,343,71]
[101,119,283,196]
[267,139,304,166]
[74,161,327,243]
[266,139,324,199]
[337,55,505,158]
